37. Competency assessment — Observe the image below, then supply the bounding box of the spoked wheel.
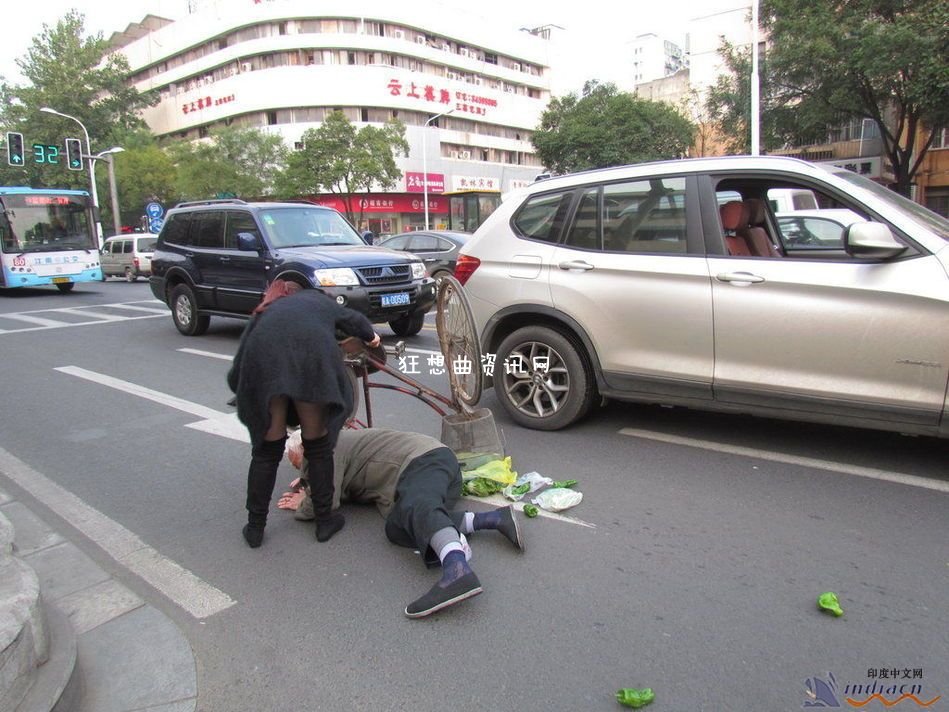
[435,275,483,409]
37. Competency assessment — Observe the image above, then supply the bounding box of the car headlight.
[411,261,427,280]
[314,268,359,287]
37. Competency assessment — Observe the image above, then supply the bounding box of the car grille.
[357,265,412,285]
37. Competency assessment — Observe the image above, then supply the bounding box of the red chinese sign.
[310,194,448,214]
[182,94,236,115]
[385,79,499,117]
[405,172,445,193]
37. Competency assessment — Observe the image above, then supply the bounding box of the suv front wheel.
[388,311,426,337]
[170,283,210,336]
[494,325,596,430]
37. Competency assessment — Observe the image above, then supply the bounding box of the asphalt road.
[1,281,947,711]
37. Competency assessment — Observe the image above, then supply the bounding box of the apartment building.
[109,0,550,233]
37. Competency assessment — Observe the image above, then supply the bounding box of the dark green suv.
[149,199,435,336]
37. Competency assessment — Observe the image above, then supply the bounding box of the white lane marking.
[473,493,595,528]
[619,428,949,494]
[102,303,168,315]
[0,446,235,619]
[178,348,234,361]
[1,313,66,327]
[56,366,225,420]
[55,307,126,321]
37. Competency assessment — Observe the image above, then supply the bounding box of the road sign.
[149,217,164,233]
[146,202,164,219]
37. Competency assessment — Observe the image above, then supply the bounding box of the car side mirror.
[237,232,261,251]
[845,222,907,260]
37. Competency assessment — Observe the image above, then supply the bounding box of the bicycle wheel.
[435,275,483,408]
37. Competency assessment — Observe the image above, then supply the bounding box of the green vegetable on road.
[616,687,655,708]
[551,479,578,488]
[510,482,532,496]
[523,504,539,518]
[817,591,844,617]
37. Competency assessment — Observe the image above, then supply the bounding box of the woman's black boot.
[243,436,287,548]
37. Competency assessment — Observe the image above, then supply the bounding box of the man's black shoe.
[405,572,483,618]
[497,506,524,552]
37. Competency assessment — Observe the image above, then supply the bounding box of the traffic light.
[6,132,24,166]
[65,138,83,171]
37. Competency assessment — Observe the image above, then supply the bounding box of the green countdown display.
[32,143,61,164]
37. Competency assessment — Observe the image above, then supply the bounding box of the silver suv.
[456,156,949,436]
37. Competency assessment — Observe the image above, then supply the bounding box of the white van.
[101,234,158,282]
[767,187,819,212]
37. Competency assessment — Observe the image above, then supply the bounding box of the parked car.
[149,199,435,336]
[776,208,864,247]
[101,233,158,282]
[376,230,470,282]
[456,155,949,437]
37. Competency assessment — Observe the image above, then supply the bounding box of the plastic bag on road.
[531,487,583,512]
[502,471,553,501]
[461,456,516,485]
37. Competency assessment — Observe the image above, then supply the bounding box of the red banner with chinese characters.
[309,194,448,213]
[405,172,445,193]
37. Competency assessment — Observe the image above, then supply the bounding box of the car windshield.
[832,170,948,241]
[257,207,364,248]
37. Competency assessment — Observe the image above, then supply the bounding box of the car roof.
[169,199,338,212]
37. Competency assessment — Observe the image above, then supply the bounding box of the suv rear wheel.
[388,311,425,337]
[494,325,596,430]
[170,283,210,336]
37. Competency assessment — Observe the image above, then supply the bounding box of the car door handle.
[716,271,765,284]
[219,256,231,262]
[558,260,594,271]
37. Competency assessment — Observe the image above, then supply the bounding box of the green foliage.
[532,81,695,174]
[758,0,949,193]
[107,128,177,229]
[0,10,156,189]
[169,126,288,200]
[276,111,409,222]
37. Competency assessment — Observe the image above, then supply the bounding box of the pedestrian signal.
[6,132,24,166]
[65,138,83,171]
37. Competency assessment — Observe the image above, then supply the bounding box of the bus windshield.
[0,193,96,253]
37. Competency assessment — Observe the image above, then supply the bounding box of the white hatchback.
[456,156,949,436]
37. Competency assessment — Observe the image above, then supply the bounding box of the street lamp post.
[89,148,125,237]
[422,108,455,230]
[39,107,103,244]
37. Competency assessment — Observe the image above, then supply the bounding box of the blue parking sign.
[146,202,164,219]
[149,217,164,233]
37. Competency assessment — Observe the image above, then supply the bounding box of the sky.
[1,0,740,93]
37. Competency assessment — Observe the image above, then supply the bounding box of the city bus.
[0,187,103,292]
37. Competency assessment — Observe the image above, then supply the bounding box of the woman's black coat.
[227,289,375,449]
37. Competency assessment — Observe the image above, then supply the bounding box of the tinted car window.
[192,211,225,249]
[224,211,260,249]
[411,235,443,251]
[565,188,600,250]
[379,235,410,250]
[137,237,157,251]
[512,190,574,243]
[122,240,133,254]
[603,177,687,253]
[162,214,193,246]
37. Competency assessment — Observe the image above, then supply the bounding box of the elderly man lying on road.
[278,427,524,618]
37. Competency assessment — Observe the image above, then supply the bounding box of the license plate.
[52,277,71,284]
[381,292,410,307]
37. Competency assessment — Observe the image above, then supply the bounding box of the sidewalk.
[0,482,197,712]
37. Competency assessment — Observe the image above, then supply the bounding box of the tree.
[704,40,801,155]
[532,81,695,174]
[276,111,409,223]
[169,126,288,200]
[107,128,177,230]
[0,11,156,189]
[758,0,949,195]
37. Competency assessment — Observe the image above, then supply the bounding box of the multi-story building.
[108,0,550,234]
[629,33,686,89]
